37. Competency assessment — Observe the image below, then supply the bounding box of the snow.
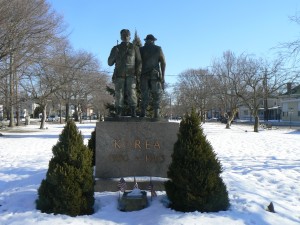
[0,120,300,225]
[127,188,143,197]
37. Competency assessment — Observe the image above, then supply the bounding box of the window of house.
[244,110,248,115]
[283,103,288,112]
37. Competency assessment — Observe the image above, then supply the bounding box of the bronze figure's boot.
[131,107,137,117]
[115,107,122,117]
[140,108,145,117]
[154,109,160,118]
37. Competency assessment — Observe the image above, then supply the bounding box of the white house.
[278,83,300,122]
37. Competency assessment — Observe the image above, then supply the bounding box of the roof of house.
[282,84,300,96]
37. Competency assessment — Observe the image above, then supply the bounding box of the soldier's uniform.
[140,34,166,118]
[108,29,141,117]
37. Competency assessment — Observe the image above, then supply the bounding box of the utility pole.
[9,50,15,127]
[263,69,268,121]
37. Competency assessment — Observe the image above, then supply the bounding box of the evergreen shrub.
[36,120,95,216]
[165,109,230,212]
[88,128,96,166]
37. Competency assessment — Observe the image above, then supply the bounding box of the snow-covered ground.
[0,121,299,225]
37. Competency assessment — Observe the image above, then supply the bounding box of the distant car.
[207,117,218,121]
[219,117,228,124]
[46,115,59,122]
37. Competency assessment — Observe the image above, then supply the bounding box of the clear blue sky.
[48,0,300,86]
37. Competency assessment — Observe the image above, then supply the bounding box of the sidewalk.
[236,119,300,128]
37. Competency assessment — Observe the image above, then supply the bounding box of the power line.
[165,74,180,77]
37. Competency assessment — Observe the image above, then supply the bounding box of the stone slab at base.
[118,191,148,212]
[94,178,167,192]
[104,116,168,122]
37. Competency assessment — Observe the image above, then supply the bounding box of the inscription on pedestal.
[95,121,179,178]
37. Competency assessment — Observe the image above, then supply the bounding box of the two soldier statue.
[108,29,166,119]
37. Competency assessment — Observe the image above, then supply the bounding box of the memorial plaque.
[95,121,179,179]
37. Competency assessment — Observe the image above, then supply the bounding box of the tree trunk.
[9,107,14,127]
[74,104,79,122]
[16,109,20,126]
[225,108,238,129]
[59,104,63,124]
[65,102,70,121]
[15,79,20,126]
[254,115,259,132]
[40,105,47,129]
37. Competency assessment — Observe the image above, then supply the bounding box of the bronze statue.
[139,34,166,118]
[108,29,142,117]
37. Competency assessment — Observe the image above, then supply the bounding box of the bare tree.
[212,51,241,128]
[70,52,108,122]
[276,12,300,82]
[175,69,215,121]
[261,59,286,121]
[0,0,64,127]
[21,49,64,128]
[212,51,288,132]
[52,47,105,122]
[20,38,82,129]
[234,55,286,132]
[87,72,112,119]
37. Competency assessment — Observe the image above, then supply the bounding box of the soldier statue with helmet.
[108,29,142,117]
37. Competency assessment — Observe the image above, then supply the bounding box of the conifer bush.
[165,109,230,212]
[36,120,95,216]
[87,128,96,166]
